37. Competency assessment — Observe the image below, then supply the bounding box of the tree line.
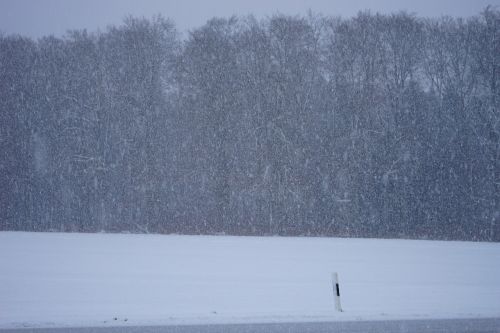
[1,9,498,241]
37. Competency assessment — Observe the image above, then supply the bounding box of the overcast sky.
[0,0,497,38]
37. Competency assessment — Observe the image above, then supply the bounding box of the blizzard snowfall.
[0,232,499,329]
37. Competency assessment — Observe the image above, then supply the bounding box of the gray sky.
[0,0,497,38]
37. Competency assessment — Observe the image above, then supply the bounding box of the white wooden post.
[332,272,343,312]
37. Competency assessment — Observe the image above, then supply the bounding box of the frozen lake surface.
[0,232,499,329]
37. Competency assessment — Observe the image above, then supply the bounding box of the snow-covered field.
[0,232,499,329]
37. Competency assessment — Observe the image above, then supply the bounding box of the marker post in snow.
[332,272,343,312]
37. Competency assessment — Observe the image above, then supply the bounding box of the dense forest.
[1,8,498,241]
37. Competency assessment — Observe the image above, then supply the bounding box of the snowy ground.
[0,232,499,329]
[3,318,500,333]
